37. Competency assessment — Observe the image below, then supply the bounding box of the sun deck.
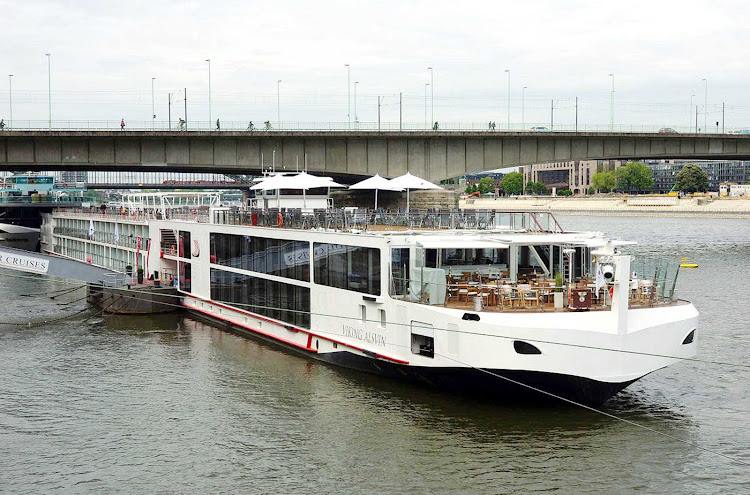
[391,276,681,313]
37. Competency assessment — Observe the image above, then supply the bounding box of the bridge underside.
[3,131,750,182]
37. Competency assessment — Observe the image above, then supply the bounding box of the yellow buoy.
[680,257,698,269]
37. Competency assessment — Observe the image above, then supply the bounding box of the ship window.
[390,248,410,296]
[360,304,367,323]
[210,268,310,328]
[379,309,386,328]
[209,233,309,282]
[178,261,192,293]
[179,231,191,259]
[313,243,381,296]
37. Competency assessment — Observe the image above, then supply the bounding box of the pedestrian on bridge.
[216,119,220,131]
[120,118,125,131]
[0,119,5,130]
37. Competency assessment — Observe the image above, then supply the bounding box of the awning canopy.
[250,172,346,191]
[486,233,637,247]
[414,239,510,249]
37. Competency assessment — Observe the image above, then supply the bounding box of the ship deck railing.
[52,207,211,223]
[389,273,680,313]
[215,208,565,233]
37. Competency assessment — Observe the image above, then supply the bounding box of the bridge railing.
[0,120,740,134]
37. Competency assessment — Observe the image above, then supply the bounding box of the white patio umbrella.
[250,172,345,207]
[348,174,403,210]
[387,172,443,213]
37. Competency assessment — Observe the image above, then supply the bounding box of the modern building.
[60,170,88,185]
[522,160,625,195]
[645,160,750,193]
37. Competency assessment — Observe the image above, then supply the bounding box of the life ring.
[277,212,284,227]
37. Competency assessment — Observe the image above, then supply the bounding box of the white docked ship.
[41,193,698,404]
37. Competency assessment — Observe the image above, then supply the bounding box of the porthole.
[513,340,542,355]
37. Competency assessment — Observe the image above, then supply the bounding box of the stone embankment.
[461,196,750,218]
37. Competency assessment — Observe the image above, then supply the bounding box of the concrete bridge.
[2,130,750,182]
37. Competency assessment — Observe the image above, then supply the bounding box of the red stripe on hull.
[185,302,318,353]
[181,293,409,365]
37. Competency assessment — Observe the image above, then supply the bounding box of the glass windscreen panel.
[210,268,310,328]
[313,243,381,296]
[210,233,310,282]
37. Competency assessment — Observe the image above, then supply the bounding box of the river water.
[1,216,748,493]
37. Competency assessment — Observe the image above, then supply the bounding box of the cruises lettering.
[0,253,50,273]
[342,324,386,347]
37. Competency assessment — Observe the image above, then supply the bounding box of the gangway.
[0,246,123,285]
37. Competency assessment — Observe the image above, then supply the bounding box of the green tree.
[501,172,524,195]
[533,182,548,195]
[674,163,709,193]
[525,181,547,195]
[587,186,595,195]
[615,161,654,192]
[591,171,617,193]
[557,189,573,196]
[465,183,473,194]
[478,176,495,194]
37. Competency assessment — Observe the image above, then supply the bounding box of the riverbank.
[460,196,750,218]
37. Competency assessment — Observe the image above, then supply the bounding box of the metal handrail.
[215,208,565,232]
[0,120,743,134]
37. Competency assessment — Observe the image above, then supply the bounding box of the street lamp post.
[427,67,434,127]
[8,74,12,130]
[206,59,211,128]
[345,64,350,130]
[702,78,708,134]
[689,94,695,131]
[151,77,156,130]
[354,81,358,124]
[45,53,51,130]
[610,73,616,131]
[277,80,282,129]
[424,83,430,129]
[522,86,527,130]
[168,92,173,130]
[505,69,510,130]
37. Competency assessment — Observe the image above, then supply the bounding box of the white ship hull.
[181,288,697,404]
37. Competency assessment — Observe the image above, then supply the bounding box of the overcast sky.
[3,0,750,130]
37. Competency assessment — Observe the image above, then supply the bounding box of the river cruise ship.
[41,202,698,404]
